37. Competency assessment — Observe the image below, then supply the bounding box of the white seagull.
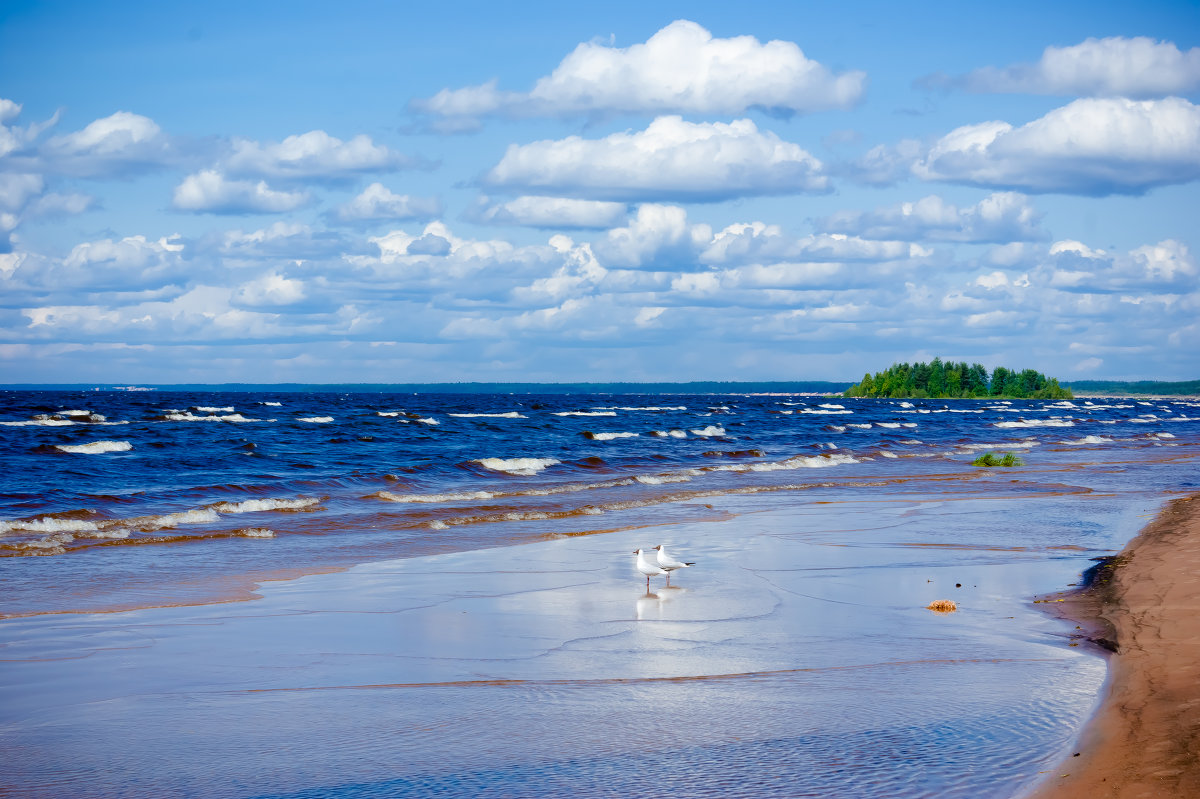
[654,544,695,586]
[633,548,668,591]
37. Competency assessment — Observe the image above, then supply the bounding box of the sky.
[1,0,1198,384]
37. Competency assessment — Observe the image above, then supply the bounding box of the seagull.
[654,544,695,586]
[633,548,667,591]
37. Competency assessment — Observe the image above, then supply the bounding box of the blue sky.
[1,0,1198,383]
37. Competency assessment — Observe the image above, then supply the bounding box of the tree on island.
[843,358,1072,399]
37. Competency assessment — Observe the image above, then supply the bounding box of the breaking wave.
[55,440,132,454]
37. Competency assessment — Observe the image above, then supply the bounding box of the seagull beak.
[654,545,661,550]
[632,549,639,554]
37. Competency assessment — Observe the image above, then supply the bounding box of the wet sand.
[1027,492,1200,798]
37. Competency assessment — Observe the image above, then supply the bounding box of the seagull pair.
[633,544,695,590]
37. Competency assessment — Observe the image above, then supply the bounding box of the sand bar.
[1027,492,1200,798]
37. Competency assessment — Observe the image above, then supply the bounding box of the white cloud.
[43,111,173,176]
[473,195,627,229]
[333,182,442,223]
[413,20,865,121]
[233,272,307,307]
[949,37,1200,98]
[485,116,828,201]
[817,192,1046,243]
[1039,238,1197,293]
[593,204,711,269]
[0,173,44,212]
[913,97,1200,195]
[172,170,311,214]
[224,130,412,180]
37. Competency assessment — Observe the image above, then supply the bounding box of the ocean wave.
[1062,436,1114,445]
[377,489,498,504]
[819,404,845,409]
[847,423,872,429]
[801,408,853,415]
[711,452,858,473]
[417,417,439,425]
[1153,432,1176,439]
[635,473,696,485]
[54,440,132,455]
[195,406,234,412]
[650,430,688,438]
[1,418,75,426]
[162,412,264,423]
[876,422,901,429]
[449,412,526,419]
[475,457,559,475]
[956,442,1038,452]
[554,411,617,417]
[212,497,321,514]
[596,406,687,412]
[236,528,275,538]
[690,426,726,437]
[829,425,846,432]
[298,416,334,423]
[262,402,283,407]
[992,418,1074,428]
[0,517,100,536]
[587,431,639,441]
[377,411,402,417]
[880,451,899,458]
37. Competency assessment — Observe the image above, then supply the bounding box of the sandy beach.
[1026,492,1200,798]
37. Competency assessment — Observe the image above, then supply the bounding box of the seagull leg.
[665,572,671,587]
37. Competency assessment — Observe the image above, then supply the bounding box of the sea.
[1,389,1198,797]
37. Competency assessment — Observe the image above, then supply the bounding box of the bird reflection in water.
[635,586,685,620]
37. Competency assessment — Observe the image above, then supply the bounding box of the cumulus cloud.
[212,222,352,261]
[412,20,865,122]
[332,182,442,223]
[925,37,1200,98]
[912,97,1200,195]
[484,116,829,202]
[224,130,415,180]
[472,195,627,229]
[593,204,711,269]
[172,170,311,214]
[42,111,175,176]
[5,234,188,297]
[233,272,307,307]
[817,192,1046,243]
[1039,238,1197,293]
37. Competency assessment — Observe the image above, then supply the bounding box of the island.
[843,358,1073,400]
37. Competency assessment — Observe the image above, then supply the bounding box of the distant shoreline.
[2,381,1196,396]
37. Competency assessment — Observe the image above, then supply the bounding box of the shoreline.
[1026,492,1200,798]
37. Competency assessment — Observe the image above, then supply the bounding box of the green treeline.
[844,358,1072,400]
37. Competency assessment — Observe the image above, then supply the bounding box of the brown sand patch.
[1025,493,1200,798]
[926,599,958,613]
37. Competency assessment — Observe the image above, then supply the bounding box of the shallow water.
[1,391,1198,797]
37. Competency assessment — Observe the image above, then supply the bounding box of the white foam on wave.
[899,402,914,408]
[956,441,1038,452]
[819,404,845,409]
[378,489,497,504]
[651,430,688,438]
[163,412,263,423]
[377,411,402,417]
[993,418,1074,428]
[1167,416,1199,422]
[450,412,527,419]
[417,417,439,425]
[1154,432,1176,439]
[1,418,75,426]
[880,451,899,458]
[55,440,132,454]
[801,408,853,415]
[0,517,100,536]
[876,422,901,429]
[691,425,726,437]
[555,411,617,417]
[475,457,559,475]
[212,497,320,514]
[1062,436,1114,445]
[847,423,872,429]
[902,423,918,428]
[262,402,283,407]
[829,425,846,432]
[591,432,639,441]
[196,406,235,413]
[298,416,334,423]
[237,528,275,538]
[60,410,92,416]
[596,406,687,412]
[712,452,858,473]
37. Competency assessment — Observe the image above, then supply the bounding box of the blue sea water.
[1,390,1198,797]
